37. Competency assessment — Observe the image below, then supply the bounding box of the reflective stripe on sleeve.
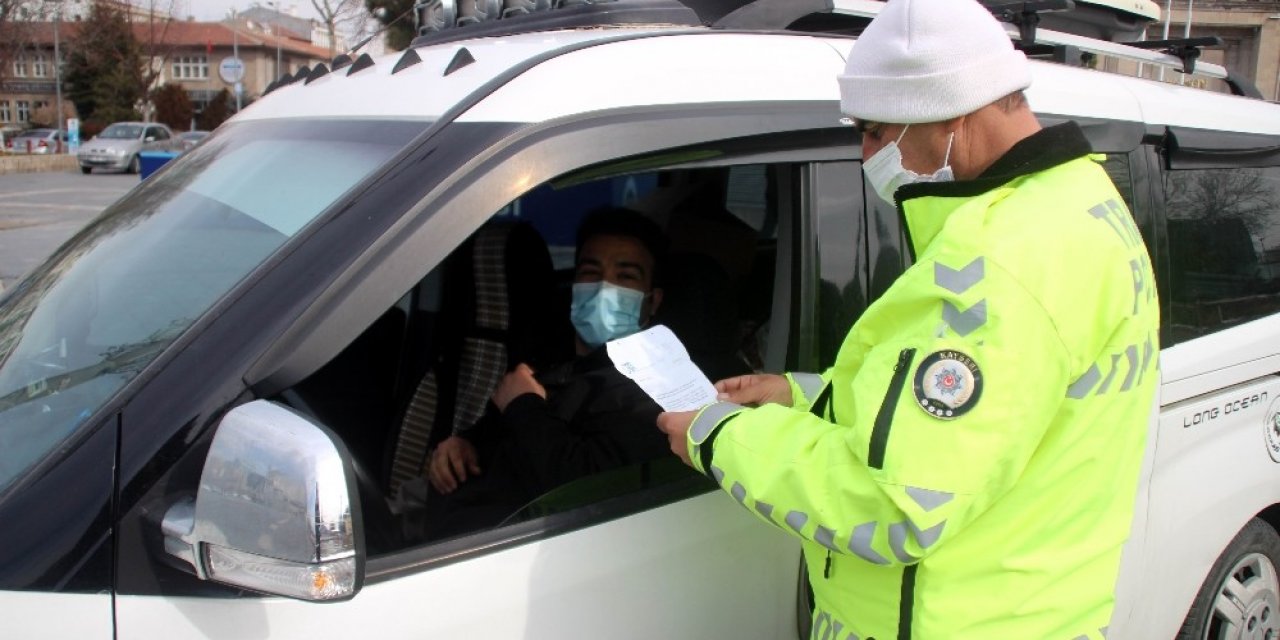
[791,372,825,404]
[689,401,744,444]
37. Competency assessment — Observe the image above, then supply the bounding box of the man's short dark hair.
[575,206,668,286]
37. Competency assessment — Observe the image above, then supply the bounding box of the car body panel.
[0,591,113,638]
[115,492,799,639]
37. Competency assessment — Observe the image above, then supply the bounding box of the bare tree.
[1165,168,1279,237]
[134,0,181,119]
[311,0,372,58]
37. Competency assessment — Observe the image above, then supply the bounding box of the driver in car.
[419,207,671,537]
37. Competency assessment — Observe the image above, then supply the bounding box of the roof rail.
[829,0,1261,99]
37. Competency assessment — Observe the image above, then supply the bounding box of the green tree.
[365,0,415,51]
[153,84,193,131]
[197,89,232,131]
[63,1,144,125]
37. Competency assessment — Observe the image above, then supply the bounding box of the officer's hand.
[493,363,546,413]
[428,436,480,494]
[657,411,698,466]
[714,374,792,407]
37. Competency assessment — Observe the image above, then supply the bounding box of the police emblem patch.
[913,350,982,420]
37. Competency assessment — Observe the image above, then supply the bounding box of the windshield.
[0,118,428,495]
[99,124,143,139]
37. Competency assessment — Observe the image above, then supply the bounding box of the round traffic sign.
[219,57,245,84]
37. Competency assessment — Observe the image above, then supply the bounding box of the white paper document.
[606,325,719,412]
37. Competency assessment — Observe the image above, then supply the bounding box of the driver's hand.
[493,363,546,413]
[428,436,480,494]
[714,374,793,407]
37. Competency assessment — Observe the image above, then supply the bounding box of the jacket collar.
[893,122,1094,259]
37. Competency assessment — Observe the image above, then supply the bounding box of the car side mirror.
[145,136,155,142]
[161,400,365,601]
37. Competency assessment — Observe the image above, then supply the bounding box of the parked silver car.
[176,130,210,152]
[76,122,177,174]
[5,128,66,155]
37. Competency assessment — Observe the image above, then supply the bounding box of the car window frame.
[232,102,855,582]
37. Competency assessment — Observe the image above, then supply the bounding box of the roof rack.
[829,0,1261,99]
[409,0,703,46]
[259,0,1261,100]
[982,0,1075,46]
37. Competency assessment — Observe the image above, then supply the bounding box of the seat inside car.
[384,221,570,497]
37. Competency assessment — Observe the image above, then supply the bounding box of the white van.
[1,1,1277,638]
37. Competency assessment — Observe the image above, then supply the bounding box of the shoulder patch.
[913,350,982,420]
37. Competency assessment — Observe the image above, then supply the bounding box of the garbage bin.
[138,151,180,180]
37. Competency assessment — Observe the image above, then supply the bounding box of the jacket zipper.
[869,348,916,470]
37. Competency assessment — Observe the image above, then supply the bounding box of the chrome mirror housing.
[162,400,363,601]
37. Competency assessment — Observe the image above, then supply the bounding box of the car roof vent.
[347,53,376,76]
[305,63,330,84]
[392,48,423,74]
[443,47,476,76]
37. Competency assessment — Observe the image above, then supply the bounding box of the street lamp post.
[53,6,64,152]
[232,9,242,111]
[267,1,283,78]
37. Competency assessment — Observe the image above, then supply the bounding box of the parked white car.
[2,1,1279,639]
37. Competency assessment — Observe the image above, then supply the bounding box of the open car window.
[278,159,798,555]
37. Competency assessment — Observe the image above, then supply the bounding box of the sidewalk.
[0,154,79,175]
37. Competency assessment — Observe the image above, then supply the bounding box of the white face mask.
[863,124,956,203]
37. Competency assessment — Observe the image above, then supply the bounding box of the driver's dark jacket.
[461,347,668,502]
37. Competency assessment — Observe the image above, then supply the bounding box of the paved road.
[0,170,136,290]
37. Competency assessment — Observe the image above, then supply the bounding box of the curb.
[0,155,79,175]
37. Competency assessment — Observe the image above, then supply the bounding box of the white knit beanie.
[838,0,1032,123]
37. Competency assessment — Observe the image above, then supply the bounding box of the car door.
[109,104,857,639]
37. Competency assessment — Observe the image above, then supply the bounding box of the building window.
[0,102,10,123]
[12,53,27,78]
[172,55,208,80]
[33,52,48,78]
[16,101,30,123]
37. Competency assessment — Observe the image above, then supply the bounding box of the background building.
[0,6,333,130]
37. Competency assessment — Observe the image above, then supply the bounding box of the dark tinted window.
[1164,166,1280,342]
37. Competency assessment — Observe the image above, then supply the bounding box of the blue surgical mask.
[863,124,955,203]
[570,281,645,348]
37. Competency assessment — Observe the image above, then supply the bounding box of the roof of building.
[14,20,330,59]
[236,6,315,41]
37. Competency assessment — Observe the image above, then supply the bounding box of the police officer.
[656,0,1159,637]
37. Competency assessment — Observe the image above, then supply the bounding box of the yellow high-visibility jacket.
[687,123,1159,640]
